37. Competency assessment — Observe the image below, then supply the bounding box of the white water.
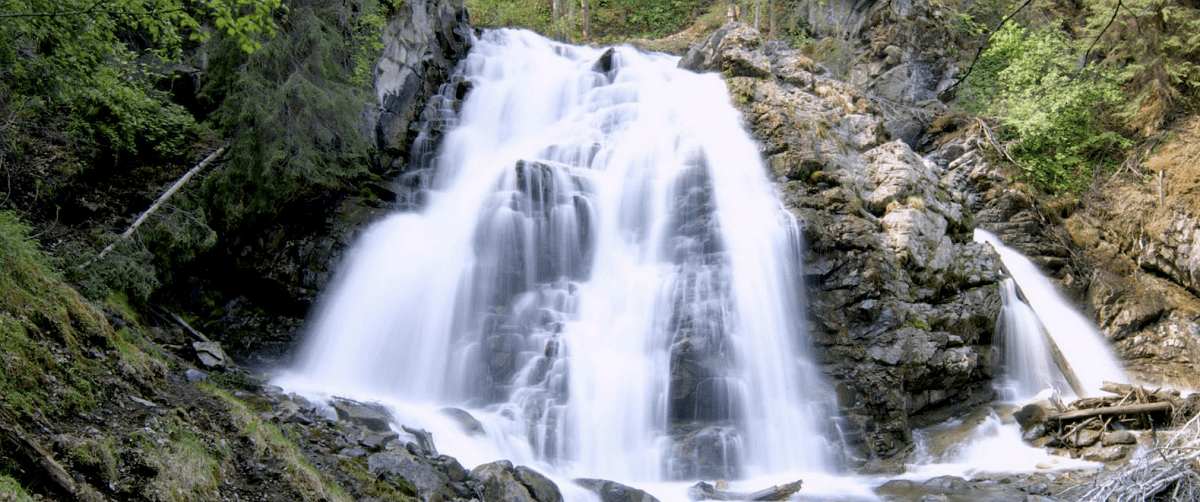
[276,28,835,493]
[994,278,1074,401]
[973,229,1125,399]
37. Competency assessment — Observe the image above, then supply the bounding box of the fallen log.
[1049,402,1172,423]
[0,407,77,497]
[1100,382,1182,405]
[80,145,225,269]
[688,479,803,501]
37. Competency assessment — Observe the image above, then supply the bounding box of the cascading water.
[973,229,1126,400]
[994,278,1074,401]
[276,28,835,488]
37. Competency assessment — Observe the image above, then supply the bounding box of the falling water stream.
[274,29,849,500]
[271,28,1137,500]
[973,229,1126,400]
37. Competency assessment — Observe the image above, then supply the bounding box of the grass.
[203,384,353,502]
[0,210,107,417]
[0,474,36,502]
[137,415,228,502]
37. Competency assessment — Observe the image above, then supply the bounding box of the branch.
[1049,402,1173,422]
[0,6,185,18]
[1083,0,1122,64]
[79,146,225,269]
[946,0,1036,95]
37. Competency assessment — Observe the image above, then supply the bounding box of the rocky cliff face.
[1064,118,1200,391]
[679,20,1085,468]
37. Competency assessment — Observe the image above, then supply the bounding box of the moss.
[202,385,352,502]
[0,210,109,417]
[0,474,36,502]
[137,416,228,502]
[338,457,419,501]
[70,436,121,484]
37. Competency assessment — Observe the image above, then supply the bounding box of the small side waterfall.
[974,229,1125,400]
[995,278,1074,400]
[277,28,835,485]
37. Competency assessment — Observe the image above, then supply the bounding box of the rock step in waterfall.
[275,27,836,488]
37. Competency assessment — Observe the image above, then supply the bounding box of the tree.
[1084,0,1200,135]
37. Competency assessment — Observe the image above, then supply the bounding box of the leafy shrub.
[70,62,201,165]
[961,23,1128,193]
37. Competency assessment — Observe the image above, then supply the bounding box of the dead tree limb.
[79,146,225,269]
[945,0,1036,95]
[0,407,77,497]
[1050,402,1173,423]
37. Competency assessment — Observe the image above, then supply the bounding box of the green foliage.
[66,239,160,303]
[0,474,35,502]
[140,191,218,284]
[135,412,229,502]
[1084,0,1200,135]
[620,0,695,38]
[468,0,710,42]
[0,210,105,417]
[469,0,551,31]
[962,23,1128,193]
[0,0,283,171]
[69,61,201,165]
[202,0,381,230]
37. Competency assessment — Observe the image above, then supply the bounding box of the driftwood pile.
[1064,403,1200,502]
[1015,382,1200,464]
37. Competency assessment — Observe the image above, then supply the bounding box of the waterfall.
[974,229,1125,399]
[277,29,834,483]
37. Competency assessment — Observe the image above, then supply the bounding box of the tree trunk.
[1048,402,1173,423]
[580,0,589,40]
[81,146,225,269]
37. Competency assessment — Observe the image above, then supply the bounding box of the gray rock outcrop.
[684,22,1003,467]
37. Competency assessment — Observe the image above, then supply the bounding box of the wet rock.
[1065,430,1101,448]
[515,465,564,502]
[361,432,399,452]
[440,407,485,436]
[1082,445,1132,462]
[1101,430,1137,446]
[666,425,741,480]
[574,478,660,502]
[368,449,455,502]
[331,398,393,433]
[471,460,562,502]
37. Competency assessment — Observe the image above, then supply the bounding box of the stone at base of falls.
[330,397,393,433]
[440,407,485,436]
[471,460,563,502]
[368,450,456,502]
[573,479,661,502]
[874,476,1057,502]
[402,425,439,456]
[1101,430,1137,446]
[687,479,803,501]
[1082,445,1132,463]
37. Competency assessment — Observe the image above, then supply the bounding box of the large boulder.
[574,479,660,502]
[469,461,563,502]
